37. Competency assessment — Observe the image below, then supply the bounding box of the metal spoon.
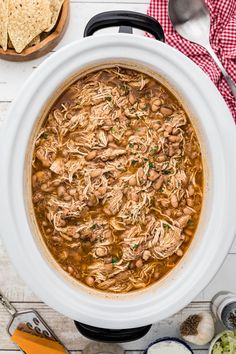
[168,0,236,99]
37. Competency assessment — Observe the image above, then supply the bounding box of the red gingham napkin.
[147,0,236,121]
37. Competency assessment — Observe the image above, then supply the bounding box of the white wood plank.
[0,301,211,351]
[0,239,37,302]
[0,2,147,101]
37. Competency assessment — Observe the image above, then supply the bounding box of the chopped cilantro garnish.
[142,104,149,111]
[112,256,118,264]
[129,143,134,148]
[149,162,154,168]
[132,244,138,250]
[163,223,170,229]
[111,127,116,133]
[162,170,171,175]
[187,219,194,226]
[143,91,151,98]
[42,132,48,139]
[105,96,112,101]
[152,146,159,154]
[159,187,164,192]
[120,83,129,95]
[131,160,138,166]
[91,224,97,230]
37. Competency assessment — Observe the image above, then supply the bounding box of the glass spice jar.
[211,291,236,330]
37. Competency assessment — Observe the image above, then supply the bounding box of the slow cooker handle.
[83,11,165,41]
[74,321,152,342]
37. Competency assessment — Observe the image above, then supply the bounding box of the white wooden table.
[0,1,236,353]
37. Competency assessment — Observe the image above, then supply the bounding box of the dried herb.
[187,219,194,226]
[149,162,154,168]
[131,160,138,166]
[112,256,118,264]
[42,132,48,139]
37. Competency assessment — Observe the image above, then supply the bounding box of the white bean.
[160,106,173,116]
[148,170,160,181]
[151,99,161,112]
[90,169,102,178]
[188,184,195,196]
[154,176,164,190]
[95,247,107,257]
[187,198,194,207]
[136,259,143,268]
[183,207,193,215]
[131,193,139,202]
[176,249,183,257]
[169,135,181,142]
[69,188,77,196]
[86,150,97,161]
[85,276,94,287]
[57,185,66,197]
[142,250,151,261]
[129,176,137,186]
[157,155,166,162]
[171,194,178,208]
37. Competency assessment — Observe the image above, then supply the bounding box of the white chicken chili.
[31,66,203,293]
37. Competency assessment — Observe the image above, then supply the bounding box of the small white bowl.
[144,337,193,354]
[208,330,236,353]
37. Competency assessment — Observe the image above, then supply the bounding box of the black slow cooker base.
[74,321,152,342]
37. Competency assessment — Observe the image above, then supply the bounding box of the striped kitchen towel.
[147,0,236,121]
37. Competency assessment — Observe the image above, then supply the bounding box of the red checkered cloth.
[147,0,236,121]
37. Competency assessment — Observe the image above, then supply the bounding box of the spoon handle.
[205,45,236,99]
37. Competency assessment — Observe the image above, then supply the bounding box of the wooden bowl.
[0,0,69,62]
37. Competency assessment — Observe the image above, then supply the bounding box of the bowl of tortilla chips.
[0,0,69,61]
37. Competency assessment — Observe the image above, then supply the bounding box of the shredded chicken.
[32,67,203,293]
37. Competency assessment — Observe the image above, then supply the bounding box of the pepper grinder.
[211,291,236,330]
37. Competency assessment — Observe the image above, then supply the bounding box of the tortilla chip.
[0,0,9,51]
[8,34,40,49]
[27,34,40,48]
[8,0,51,53]
[45,0,64,32]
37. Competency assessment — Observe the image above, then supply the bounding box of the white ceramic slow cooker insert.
[0,33,236,329]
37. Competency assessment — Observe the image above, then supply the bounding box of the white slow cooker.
[0,11,236,337]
